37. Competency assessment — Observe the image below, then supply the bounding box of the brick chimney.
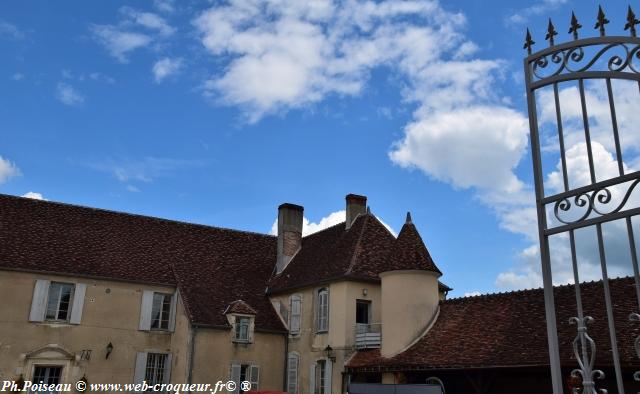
[276,203,304,274]
[345,194,367,230]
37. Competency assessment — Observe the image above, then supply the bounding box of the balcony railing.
[354,323,381,349]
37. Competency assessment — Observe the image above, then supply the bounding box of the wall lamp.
[106,342,114,359]
[324,345,336,362]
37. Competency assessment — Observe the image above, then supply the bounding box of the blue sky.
[0,0,635,297]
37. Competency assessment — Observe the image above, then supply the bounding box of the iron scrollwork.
[532,41,640,81]
[553,178,640,225]
[569,316,607,394]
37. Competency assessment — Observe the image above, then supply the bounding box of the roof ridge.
[345,213,371,275]
[302,220,346,239]
[444,276,634,302]
[0,193,275,239]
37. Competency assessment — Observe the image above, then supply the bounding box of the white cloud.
[0,21,24,40]
[505,0,568,26]
[22,192,45,200]
[126,185,140,193]
[463,291,482,297]
[152,57,183,83]
[120,7,175,36]
[0,156,20,184]
[270,209,396,237]
[193,0,481,123]
[56,83,85,106]
[90,7,174,62]
[90,157,203,183]
[153,0,175,14]
[12,73,24,81]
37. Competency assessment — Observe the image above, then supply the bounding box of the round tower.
[380,212,442,357]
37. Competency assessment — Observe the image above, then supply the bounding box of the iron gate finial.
[595,5,609,37]
[569,11,582,40]
[524,28,535,54]
[546,18,558,46]
[625,5,639,37]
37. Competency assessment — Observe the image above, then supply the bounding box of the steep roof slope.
[267,212,397,293]
[387,213,441,274]
[347,277,640,370]
[0,193,285,332]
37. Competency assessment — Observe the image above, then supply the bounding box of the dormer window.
[234,316,251,342]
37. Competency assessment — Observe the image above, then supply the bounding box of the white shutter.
[250,365,259,391]
[287,354,299,394]
[309,363,316,394]
[290,296,301,334]
[163,354,172,384]
[139,290,154,331]
[69,283,86,324]
[29,280,50,322]
[324,361,332,394]
[230,363,241,394]
[133,352,148,392]
[168,291,178,332]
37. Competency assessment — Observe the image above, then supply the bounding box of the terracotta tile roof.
[347,277,640,371]
[225,300,258,315]
[0,193,286,332]
[386,213,441,275]
[266,213,397,293]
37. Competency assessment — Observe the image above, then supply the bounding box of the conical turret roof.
[386,212,442,275]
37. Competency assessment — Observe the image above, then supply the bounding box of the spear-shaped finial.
[545,18,558,46]
[524,28,535,54]
[595,5,609,36]
[405,211,412,224]
[625,5,639,37]
[568,11,582,40]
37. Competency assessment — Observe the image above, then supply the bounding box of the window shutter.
[133,352,148,393]
[290,296,301,334]
[309,363,316,394]
[69,283,86,324]
[287,353,299,394]
[29,280,50,322]
[163,354,172,384]
[250,365,259,391]
[168,292,178,332]
[324,361,332,394]
[229,364,241,394]
[139,290,154,331]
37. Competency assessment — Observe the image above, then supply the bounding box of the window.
[230,363,259,394]
[31,366,62,393]
[150,293,172,330]
[234,316,251,342]
[45,282,74,322]
[289,295,301,335]
[315,360,326,394]
[316,288,329,332]
[138,291,177,332]
[287,353,299,394]
[133,352,172,389]
[30,280,86,324]
[144,353,168,387]
[356,300,371,325]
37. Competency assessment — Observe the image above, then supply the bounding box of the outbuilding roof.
[347,277,640,371]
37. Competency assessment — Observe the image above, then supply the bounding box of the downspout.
[282,333,289,391]
[187,324,198,391]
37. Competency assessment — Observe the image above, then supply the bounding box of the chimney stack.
[345,194,367,230]
[276,203,304,274]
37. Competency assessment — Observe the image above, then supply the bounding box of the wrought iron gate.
[524,6,640,394]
